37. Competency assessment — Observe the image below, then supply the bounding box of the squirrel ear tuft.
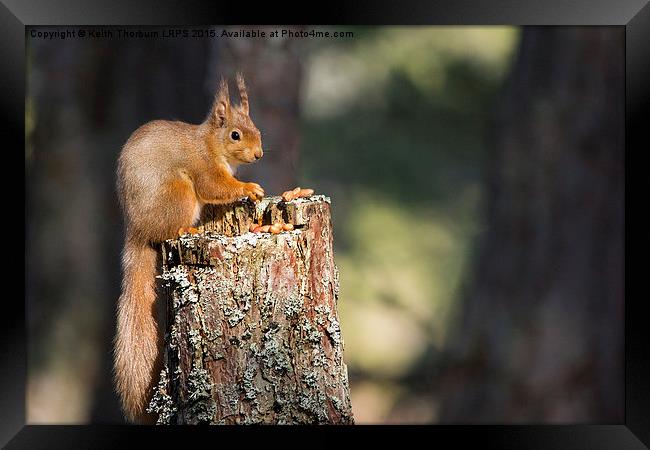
[236,72,249,115]
[214,78,230,127]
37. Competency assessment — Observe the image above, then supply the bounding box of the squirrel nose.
[255,148,263,160]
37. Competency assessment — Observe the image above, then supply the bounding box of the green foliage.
[298,27,519,422]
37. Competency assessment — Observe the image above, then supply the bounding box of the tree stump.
[148,195,354,424]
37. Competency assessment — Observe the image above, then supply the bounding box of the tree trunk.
[148,196,354,424]
[440,27,624,423]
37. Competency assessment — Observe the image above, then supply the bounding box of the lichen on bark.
[150,196,354,424]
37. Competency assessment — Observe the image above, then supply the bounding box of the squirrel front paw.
[243,182,264,202]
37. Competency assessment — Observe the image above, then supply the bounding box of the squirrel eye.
[231,130,240,141]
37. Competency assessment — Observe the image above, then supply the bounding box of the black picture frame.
[5,0,646,448]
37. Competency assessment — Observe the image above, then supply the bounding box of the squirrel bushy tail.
[114,237,162,424]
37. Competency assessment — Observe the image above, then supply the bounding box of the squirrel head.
[208,73,263,167]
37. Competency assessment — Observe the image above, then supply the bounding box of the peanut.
[281,190,294,202]
[249,223,260,233]
[269,224,282,234]
[259,225,271,233]
[298,188,314,198]
[291,186,302,196]
[282,223,294,231]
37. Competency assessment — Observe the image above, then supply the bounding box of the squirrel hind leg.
[138,177,201,241]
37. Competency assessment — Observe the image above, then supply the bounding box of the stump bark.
[148,195,354,424]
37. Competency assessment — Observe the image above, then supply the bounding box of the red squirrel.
[114,74,264,424]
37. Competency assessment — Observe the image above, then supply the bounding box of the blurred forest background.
[25,26,623,424]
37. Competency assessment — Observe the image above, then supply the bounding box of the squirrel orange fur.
[114,73,264,424]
